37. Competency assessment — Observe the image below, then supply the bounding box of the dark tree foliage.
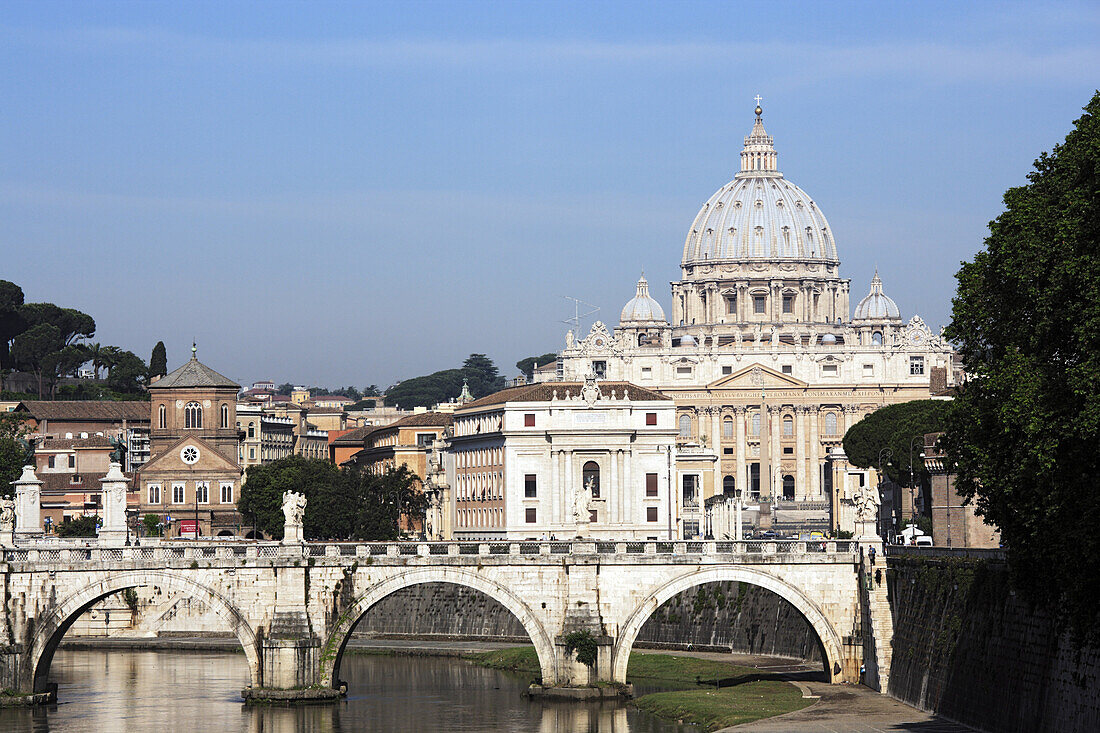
[842,400,950,484]
[516,353,558,380]
[238,455,425,540]
[384,368,465,409]
[106,350,148,394]
[0,412,32,499]
[462,353,506,397]
[943,92,1100,642]
[149,341,167,379]
[0,280,28,384]
[10,303,95,398]
[56,515,99,538]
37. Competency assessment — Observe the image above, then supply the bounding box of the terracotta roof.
[458,382,669,410]
[40,471,136,493]
[330,425,373,446]
[19,401,150,423]
[39,436,113,450]
[381,411,454,430]
[148,357,239,390]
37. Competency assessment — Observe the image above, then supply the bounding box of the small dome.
[680,333,697,346]
[620,274,667,325]
[853,271,901,321]
[821,333,837,345]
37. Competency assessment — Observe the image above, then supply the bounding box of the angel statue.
[281,491,307,527]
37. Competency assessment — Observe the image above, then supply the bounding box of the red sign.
[179,520,199,537]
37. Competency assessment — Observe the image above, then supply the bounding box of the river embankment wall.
[886,553,1099,733]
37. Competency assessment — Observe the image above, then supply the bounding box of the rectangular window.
[524,474,537,498]
[147,484,161,504]
[249,447,255,459]
[723,447,733,455]
[68,454,76,468]
[195,482,209,504]
[525,507,537,524]
[645,412,657,426]
[725,296,737,315]
[863,364,874,377]
[589,509,598,523]
[220,482,233,504]
[524,413,535,427]
[640,367,652,379]
[48,455,55,468]
[676,366,692,376]
[172,483,185,504]
[781,364,793,374]
[722,365,733,375]
[646,473,658,497]
[647,506,658,522]
[416,433,435,447]
[753,295,766,314]
[591,360,607,378]
[782,295,794,314]
[910,356,925,375]
[822,364,838,376]
[783,447,794,455]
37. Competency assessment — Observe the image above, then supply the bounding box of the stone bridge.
[0,538,883,702]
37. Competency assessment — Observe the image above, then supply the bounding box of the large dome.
[682,106,838,266]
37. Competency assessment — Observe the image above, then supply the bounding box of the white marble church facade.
[559,103,958,537]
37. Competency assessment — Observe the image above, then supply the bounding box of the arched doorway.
[611,566,846,685]
[26,570,260,694]
[782,474,795,500]
[723,475,736,496]
[320,568,558,690]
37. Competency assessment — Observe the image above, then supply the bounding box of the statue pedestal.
[0,529,13,547]
[282,524,303,544]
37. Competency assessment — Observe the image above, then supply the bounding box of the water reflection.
[0,650,697,733]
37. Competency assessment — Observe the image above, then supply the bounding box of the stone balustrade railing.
[0,539,860,566]
[885,544,1005,561]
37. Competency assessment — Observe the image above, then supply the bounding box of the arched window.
[158,404,166,429]
[184,402,202,429]
[782,475,795,501]
[782,415,794,436]
[723,475,736,496]
[750,412,761,436]
[678,414,692,437]
[722,416,733,438]
[825,412,838,435]
[583,461,600,498]
[872,331,883,345]
[220,403,229,428]
[248,421,255,438]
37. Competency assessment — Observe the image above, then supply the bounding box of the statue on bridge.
[0,495,15,546]
[281,491,307,544]
[853,480,881,540]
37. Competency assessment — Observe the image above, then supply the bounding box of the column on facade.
[768,405,782,499]
[711,407,722,501]
[737,284,747,322]
[550,448,560,525]
[794,406,807,500]
[563,450,574,527]
[809,406,821,498]
[734,406,747,498]
[622,447,632,526]
[608,448,618,525]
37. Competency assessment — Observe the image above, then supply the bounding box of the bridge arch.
[611,566,847,684]
[320,567,558,688]
[25,570,261,694]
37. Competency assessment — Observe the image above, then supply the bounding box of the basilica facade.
[559,104,957,537]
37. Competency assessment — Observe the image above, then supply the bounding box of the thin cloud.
[1,25,1096,85]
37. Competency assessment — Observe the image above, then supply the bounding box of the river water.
[0,649,698,732]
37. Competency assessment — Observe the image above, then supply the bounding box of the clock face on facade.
[180,446,200,465]
[594,338,605,346]
[908,331,923,346]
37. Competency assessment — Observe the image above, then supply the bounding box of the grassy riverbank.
[467,646,812,731]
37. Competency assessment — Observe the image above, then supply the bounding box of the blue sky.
[2,1,1097,389]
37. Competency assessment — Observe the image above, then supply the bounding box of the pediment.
[707,364,807,390]
[142,435,241,475]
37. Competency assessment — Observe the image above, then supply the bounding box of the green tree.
[462,353,506,397]
[516,353,558,381]
[842,400,950,484]
[142,513,163,536]
[0,412,32,498]
[0,280,28,391]
[10,303,95,398]
[106,350,148,394]
[149,341,167,379]
[238,455,425,540]
[943,92,1100,641]
[56,515,99,537]
[384,368,466,409]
